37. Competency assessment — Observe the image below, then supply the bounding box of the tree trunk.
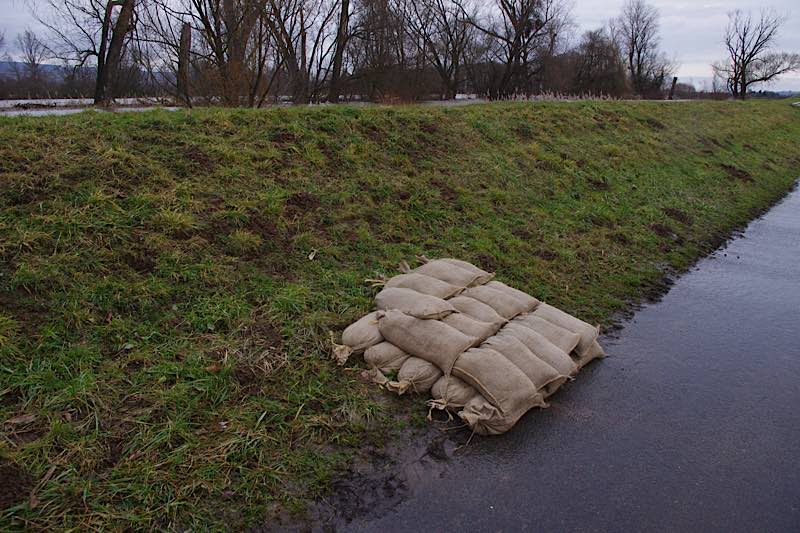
[328,0,350,103]
[177,22,192,107]
[94,0,135,106]
[93,1,114,104]
[740,70,748,100]
[668,76,677,100]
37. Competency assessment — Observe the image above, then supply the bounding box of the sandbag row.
[339,258,605,435]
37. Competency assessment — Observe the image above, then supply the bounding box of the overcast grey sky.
[1,0,799,90]
[571,0,800,90]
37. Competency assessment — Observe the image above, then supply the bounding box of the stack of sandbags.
[338,257,605,435]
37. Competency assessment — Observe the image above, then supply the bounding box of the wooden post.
[668,76,678,100]
[177,22,192,108]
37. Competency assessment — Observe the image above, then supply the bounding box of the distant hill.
[0,61,76,81]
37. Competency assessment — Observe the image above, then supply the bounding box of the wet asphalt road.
[346,186,800,533]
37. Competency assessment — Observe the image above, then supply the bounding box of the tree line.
[0,0,797,104]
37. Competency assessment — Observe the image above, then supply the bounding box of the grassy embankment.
[1,101,798,529]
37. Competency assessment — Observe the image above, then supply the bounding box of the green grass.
[1,100,798,529]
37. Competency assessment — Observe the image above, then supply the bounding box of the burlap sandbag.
[431,375,479,410]
[375,287,456,320]
[388,356,442,395]
[378,310,476,374]
[575,339,606,369]
[448,296,507,325]
[501,323,578,377]
[482,334,566,396]
[462,285,529,320]
[459,395,535,436]
[341,311,383,353]
[440,258,495,285]
[511,314,581,354]
[452,347,544,420]
[486,281,541,312]
[442,312,504,346]
[364,342,410,374]
[532,303,600,358]
[385,273,464,299]
[412,259,491,288]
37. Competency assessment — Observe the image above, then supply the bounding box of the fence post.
[668,76,678,100]
[178,22,192,108]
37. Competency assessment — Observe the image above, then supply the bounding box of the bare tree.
[16,29,50,84]
[572,28,627,97]
[34,0,138,105]
[402,0,474,99]
[348,0,420,101]
[612,0,672,98]
[262,0,341,104]
[712,9,800,100]
[456,0,571,98]
[139,0,271,106]
[140,0,348,106]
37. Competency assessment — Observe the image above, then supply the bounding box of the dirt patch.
[121,249,157,274]
[640,117,666,130]
[247,213,280,240]
[700,136,731,150]
[271,413,471,531]
[124,359,145,373]
[254,255,297,281]
[476,254,499,272]
[96,399,150,472]
[338,211,377,233]
[650,223,673,238]
[534,249,559,261]
[105,436,127,468]
[396,190,411,201]
[420,121,438,135]
[0,458,34,510]
[598,109,621,124]
[0,290,47,339]
[232,365,263,396]
[286,192,321,211]
[379,231,406,244]
[650,223,684,248]
[512,227,535,240]
[587,177,611,190]
[610,232,632,245]
[431,179,458,202]
[721,164,754,183]
[3,420,46,446]
[184,145,215,171]
[662,207,694,226]
[248,317,283,350]
[270,130,299,145]
[231,316,286,396]
[5,175,55,206]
